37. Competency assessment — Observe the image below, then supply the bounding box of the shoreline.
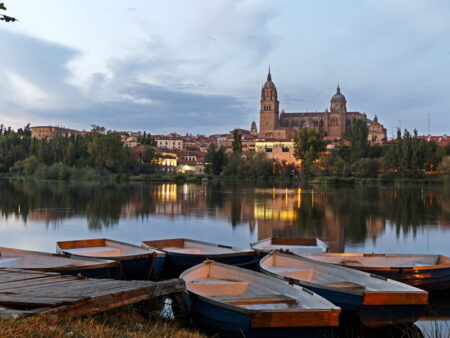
[1,173,448,186]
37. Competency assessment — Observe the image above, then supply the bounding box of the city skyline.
[1,1,450,136]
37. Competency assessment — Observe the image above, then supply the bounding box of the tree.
[231,129,242,154]
[349,118,369,162]
[294,128,327,176]
[205,143,227,175]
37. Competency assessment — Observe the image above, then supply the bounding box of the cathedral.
[257,69,387,141]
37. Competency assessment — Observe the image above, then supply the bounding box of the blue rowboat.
[181,260,340,338]
[251,237,328,256]
[302,253,450,291]
[0,247,119,279]
[142,238,258,277]
[56,238,165,280]
[260,251,428,328]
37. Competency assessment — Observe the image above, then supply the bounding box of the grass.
[0,310,206,338]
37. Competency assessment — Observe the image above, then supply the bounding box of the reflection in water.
[0,180,449,251]
[0,179,449,336]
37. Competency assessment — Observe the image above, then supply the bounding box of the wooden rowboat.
[57,238,165,280]
[181,260,340,337]
[0,247,119,279]
[142,238,258,277]
[260,251,428,327]
[251,237,328,255]
[302,253,450,291]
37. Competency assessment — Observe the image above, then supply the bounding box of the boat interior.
[261,253,425,293]
[0,247,114,269]
[302,253,450,268]
[252,237,326,253]
[182,261,337,311]
[143,238,249,255]
[57,239,153,258]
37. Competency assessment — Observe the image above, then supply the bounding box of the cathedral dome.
[331,85,346,101]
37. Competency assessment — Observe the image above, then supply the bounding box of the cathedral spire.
[267,65,272,81]
[337,83,340,94]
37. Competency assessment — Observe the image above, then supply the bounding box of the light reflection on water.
[0,179,449,336]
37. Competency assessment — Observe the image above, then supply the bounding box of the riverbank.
[0,310,205,338]
[3,172,450,186]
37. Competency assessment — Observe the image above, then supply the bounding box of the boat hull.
[187,292,337,338]
[349,266,450,291]
[299,284,426,327]
[116,254,165,280]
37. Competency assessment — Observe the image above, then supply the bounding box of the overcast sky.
[1,0,449,136]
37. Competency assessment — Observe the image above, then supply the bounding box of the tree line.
[206,122,448,179]
[0,125,156,180]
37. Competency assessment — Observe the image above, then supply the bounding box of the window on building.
[265,148,272,152]
[282,147,289,152]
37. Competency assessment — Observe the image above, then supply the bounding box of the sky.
[0,0,449,136]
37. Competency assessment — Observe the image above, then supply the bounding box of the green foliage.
[86,129,133,172]
[0,125,139,180]
[293,128,327,176]
[205,143,227,175]
[9,155,39,176]
[348,118,369,162]
[350,158,380,178]
[231,129,242,154]
[382,129,443,177]
[185,145,200,151]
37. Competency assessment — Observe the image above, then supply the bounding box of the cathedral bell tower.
[259,67,279,135]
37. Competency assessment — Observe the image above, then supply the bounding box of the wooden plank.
[363,292,428,305]
[214,294,298,305]
[250,309,340,328]
[0,272,60,284]
[272,237,317,246]
[57,238,106,250]
[30,280,152,298]
[0,276,81,291]
[10,282,107,297]
[0,295,82,307]
[46,279,184,315]
[142,238,184,249]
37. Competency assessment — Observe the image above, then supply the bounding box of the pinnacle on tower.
[267,65,272,81]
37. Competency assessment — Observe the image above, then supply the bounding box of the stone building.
[30,126,86,140]
[258,70,387,141]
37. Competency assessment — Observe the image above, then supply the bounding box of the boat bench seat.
[188,279,249,296]
[214,294,298,306]
[341,260,363,266]
[165,248,202,254]
[269,267,314,281]
[325,281,366,290]
[65,247,121,257]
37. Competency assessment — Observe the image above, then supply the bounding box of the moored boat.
[0,246,119,279]
[181,260,340,337]
[57,238,165,280]
[251,237,328,256]
[142,238,258,276]
[302,253,450,291]
[260,251,428,327]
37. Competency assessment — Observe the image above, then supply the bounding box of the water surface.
[0,179,449,335]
